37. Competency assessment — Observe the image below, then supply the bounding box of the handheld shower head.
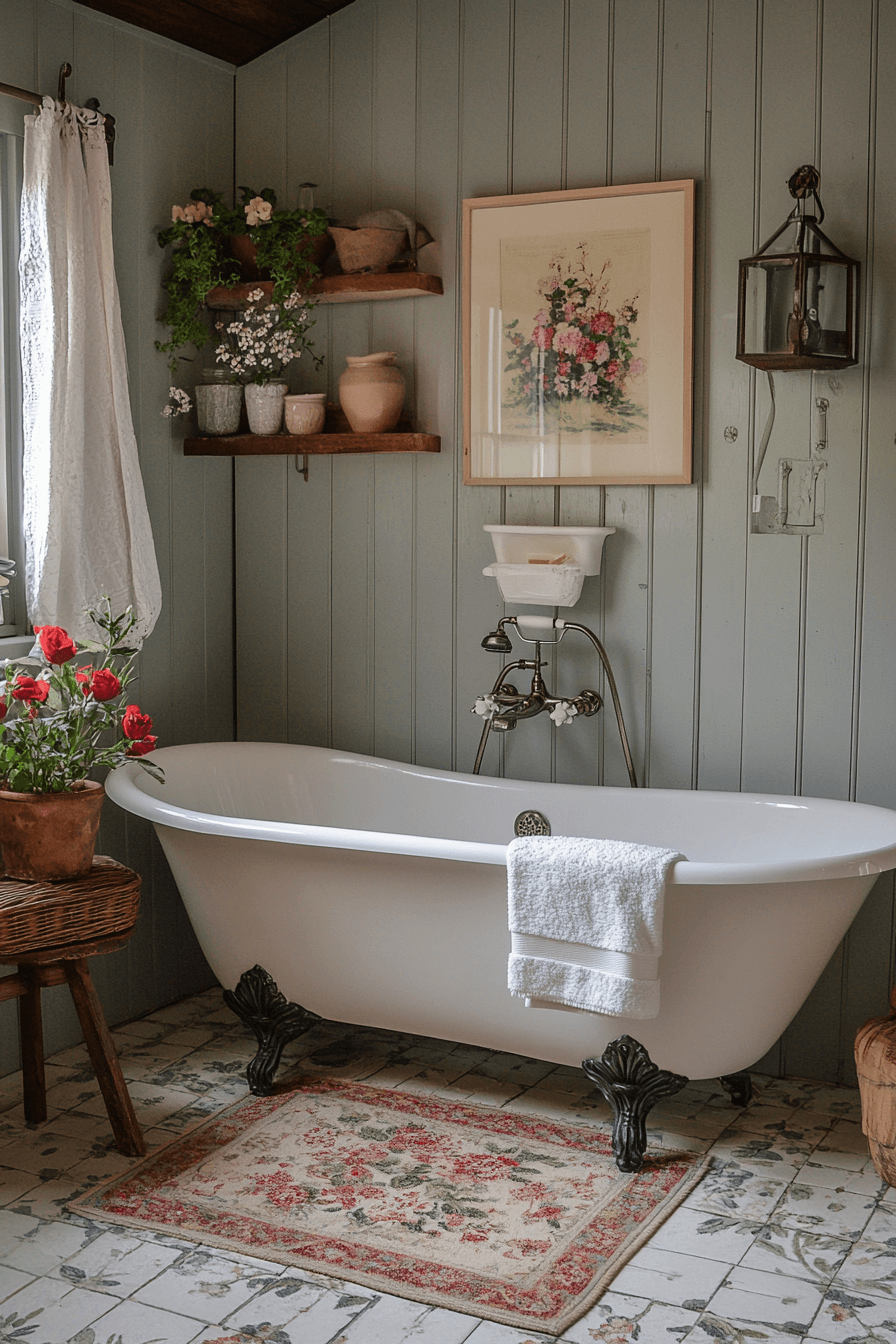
[481,628,513,654]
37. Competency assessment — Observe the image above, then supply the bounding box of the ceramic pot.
[229,233,335,284]
[245,382,287,435]
[338,353,405,433]
[195,371,242,436]
[0,780,105,881]
[284,393,327,435]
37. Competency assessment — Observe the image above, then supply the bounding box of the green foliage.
[156,186,329,374]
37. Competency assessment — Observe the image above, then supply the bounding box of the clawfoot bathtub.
[108,742,896,1168]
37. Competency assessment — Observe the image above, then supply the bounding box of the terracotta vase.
[245,382,287,435]
[0,780,105,881]
[338,353,406,433]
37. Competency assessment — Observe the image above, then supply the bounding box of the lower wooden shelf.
[183,408,440,457]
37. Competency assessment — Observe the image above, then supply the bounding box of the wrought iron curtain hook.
[57,62,72,103]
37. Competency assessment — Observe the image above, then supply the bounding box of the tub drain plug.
[514,810,551,837]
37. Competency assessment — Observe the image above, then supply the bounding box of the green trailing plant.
[156,186,329,375]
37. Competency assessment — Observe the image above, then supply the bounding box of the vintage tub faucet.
[471,614,638,787]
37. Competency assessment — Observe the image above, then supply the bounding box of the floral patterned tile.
[204,1277,384,1344]
[683,1314,812,1344]
[72,1295,209,1343]
[645,1207,761,1265]
[0,1274,112,1344]
[0,1133,95,1178]
[78,1080,200,1127]
[704,1264,825,1332]
[738,1222,853,1283]
[47,1227,184,1296]
[133,1249,288,1325]
[808,1285,896,1341]
[610,1246,732,1310]
[708,1129,814,1172]
[0,1264,35,1305]
[458,1320,556,1344]
[562,1290,700,1344]
[682,1164,790,1221]
[0,1169,43,1209]
[773,1182,877,1241]
[826,1238,896,1301]
[796,1163,886,1198]
[8,1176,88,1220]
[0,1214,95,1275]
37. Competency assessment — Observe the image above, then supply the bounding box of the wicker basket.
[0,856,140,958]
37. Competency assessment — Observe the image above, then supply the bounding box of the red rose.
[126,735,157,757]
[122,705,153,740]
[0,702,7,721]
[12,676,49,703]
[34,625,78,664]
[75,666,91,695]
[89,668,121,702]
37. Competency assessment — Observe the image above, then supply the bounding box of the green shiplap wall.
[234,0,896,1086]
[0,0,235,1068]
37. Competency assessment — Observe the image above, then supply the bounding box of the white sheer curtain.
[18,98,161,646]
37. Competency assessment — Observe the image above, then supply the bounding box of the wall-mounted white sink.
[482,525,615,607]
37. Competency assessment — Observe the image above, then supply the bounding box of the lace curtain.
[18,98,161,645]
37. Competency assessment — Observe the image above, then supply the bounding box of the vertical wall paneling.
[412,0,461,771]
[739,0,818,797]
[600,0,660,787]
[370,0,417,765]
[697,0,756,793]
[228,0,896,1083]
[645,0,707,790]
[452,0,511,778]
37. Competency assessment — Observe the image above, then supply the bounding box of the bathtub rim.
[106,742,896,888]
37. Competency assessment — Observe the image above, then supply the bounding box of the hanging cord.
[751,370,776,511]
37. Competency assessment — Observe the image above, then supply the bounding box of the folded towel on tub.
[506,835,683,1019]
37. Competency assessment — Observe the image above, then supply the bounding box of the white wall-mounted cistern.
[472,525,637,785]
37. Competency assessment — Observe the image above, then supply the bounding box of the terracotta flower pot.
[229,233,335,284]
[0,780,105,882]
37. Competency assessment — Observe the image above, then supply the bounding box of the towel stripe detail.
[510,933,659,982]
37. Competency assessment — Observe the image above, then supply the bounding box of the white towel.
[506,835,683,1019]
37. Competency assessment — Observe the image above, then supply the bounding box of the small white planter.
[245,382,287,435]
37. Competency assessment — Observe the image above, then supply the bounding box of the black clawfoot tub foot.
[719,1071,753,1108]
[223,965,323,1096]
[582,1034,688,1173]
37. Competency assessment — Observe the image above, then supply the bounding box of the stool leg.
[63,959,146,1157]
[19,966,46,1125]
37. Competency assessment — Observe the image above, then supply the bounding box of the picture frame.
[462,180,694,486]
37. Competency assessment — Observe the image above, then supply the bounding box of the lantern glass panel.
[741,260,794,358]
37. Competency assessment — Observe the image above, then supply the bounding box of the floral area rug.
[71,1076,708,1335]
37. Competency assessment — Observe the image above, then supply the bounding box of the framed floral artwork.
[462,180,694,485]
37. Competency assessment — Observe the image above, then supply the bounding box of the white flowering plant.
[213,288,322,387]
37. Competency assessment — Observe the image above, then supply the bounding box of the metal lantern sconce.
[736,165,859,372]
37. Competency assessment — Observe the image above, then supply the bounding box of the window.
[0,128,26,635]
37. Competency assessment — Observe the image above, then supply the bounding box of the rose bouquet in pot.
[0,600,161,881]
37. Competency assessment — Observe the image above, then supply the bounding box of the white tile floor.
[0,987,892,1344]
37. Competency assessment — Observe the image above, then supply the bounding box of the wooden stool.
[0,857,145,1157]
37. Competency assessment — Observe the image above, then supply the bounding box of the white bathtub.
[107,741,896,1082]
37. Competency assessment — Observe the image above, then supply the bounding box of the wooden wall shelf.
[206,272,443,310]
[184,407,440,457]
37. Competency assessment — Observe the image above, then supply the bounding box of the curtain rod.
[0,64,115,163]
